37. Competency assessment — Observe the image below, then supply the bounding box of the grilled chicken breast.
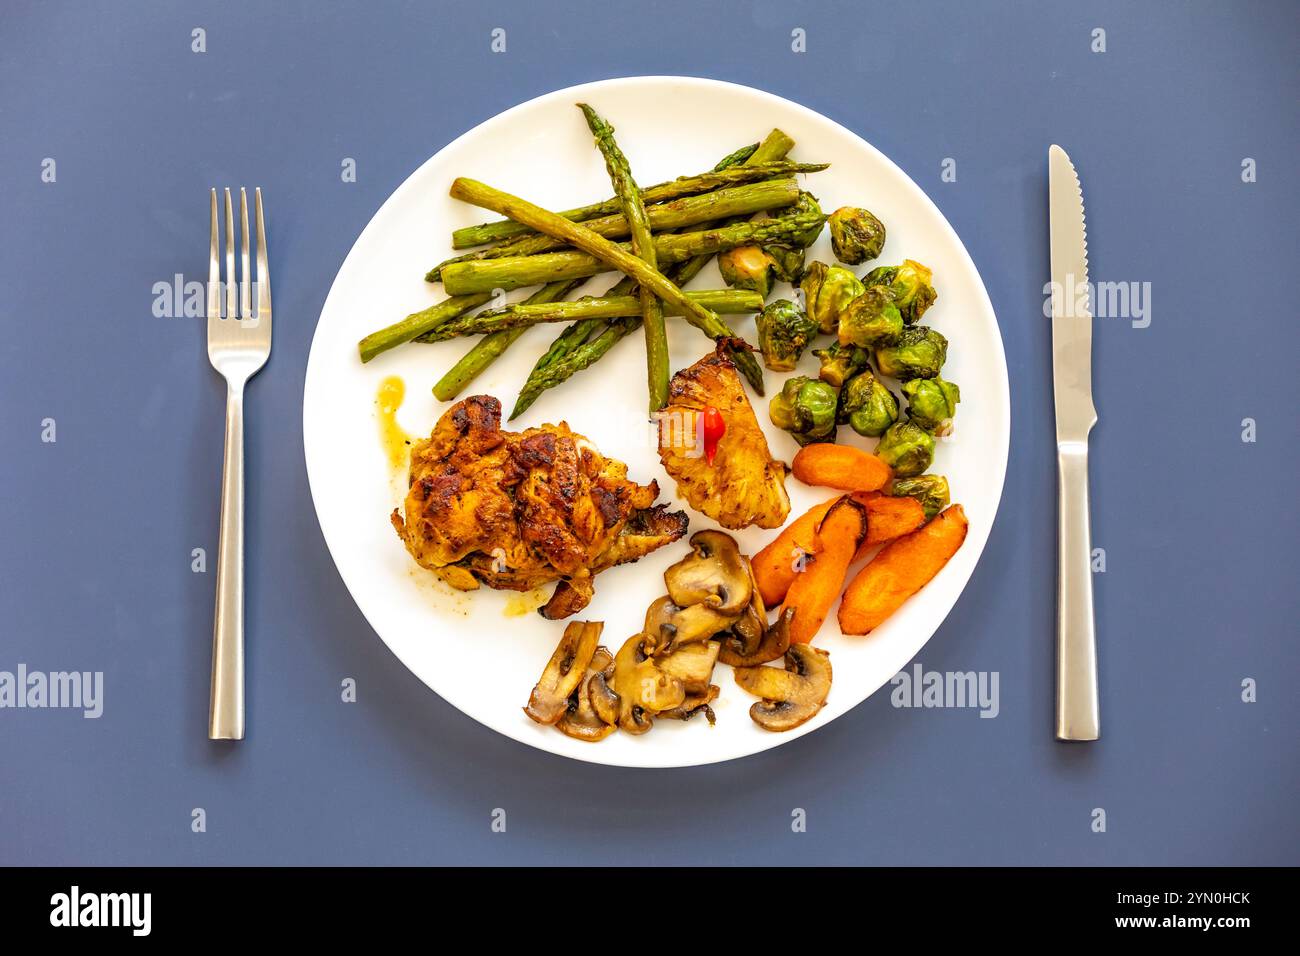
[658,342,791,530]
[391,395,687,618]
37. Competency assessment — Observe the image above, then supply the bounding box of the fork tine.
[254,188,270,319]
[239,188,251,321]
[208,189,220,325]
[223,188,236,321]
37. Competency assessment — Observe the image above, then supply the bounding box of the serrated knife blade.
[1049,145,1100,742]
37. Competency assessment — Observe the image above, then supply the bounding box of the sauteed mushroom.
[663,530,752,616]
[611,634,686,734]
[556,647,616,742]
[719,607,795,668]
[642,596,735,656]
[733,643,832,732]
[659,684,720,722]
[524,620,603,725]
[657,641,720,695]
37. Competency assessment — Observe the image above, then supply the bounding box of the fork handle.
[209,381,246,740]
[1055,442,1099,741]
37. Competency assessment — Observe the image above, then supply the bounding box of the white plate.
[304,76,1009,768]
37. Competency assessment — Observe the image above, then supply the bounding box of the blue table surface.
[1,0,1296,866]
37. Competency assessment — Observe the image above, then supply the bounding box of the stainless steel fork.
[207,187,271,740]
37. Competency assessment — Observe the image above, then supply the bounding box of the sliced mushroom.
[523,620,603,725]
[642,596,736,656]
[724,557,768,660]
[588,669,621,728]
[719,607,795,668]
[658,684,720,722]
[663,530,752,616]
[611,634,686,734]
[556,647,616,742]
[656,641,720,695]
[733,643,832,732]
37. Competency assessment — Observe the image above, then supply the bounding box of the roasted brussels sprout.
[888,475,950,519]
[718,245,777,299]
[874,326,948,381]
[756,299,818,371]
[863,259,937,324]
[901,377,960,435]
[743,193,824,287]
[838,286,904,349]
[839,369,900,437]
[800,261,865,333]
[769,376,839,446]
[764,242,807,284]
[875,420,935,478]
[813,341,870,387]
[828,206,886,265]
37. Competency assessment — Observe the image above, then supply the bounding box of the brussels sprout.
[901,377,960,435]
[874,326,948,381]
[888,475,950,520]
[800,261,865,333]
[769,376,839,446]
[718,245,777,298]
[862,258,937,324]
[756,299,818,371]
[764,242,807,284]
[828,206,886,265]
[875,420,935,477]
[839,369,900,437]
[813,341,870,387]
[838,286,904,348]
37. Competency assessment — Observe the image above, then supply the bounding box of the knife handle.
[1055,442,1099,740]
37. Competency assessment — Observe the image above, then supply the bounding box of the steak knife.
[1048,145,1100,741]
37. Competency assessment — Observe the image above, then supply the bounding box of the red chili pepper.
[702,406,726,465]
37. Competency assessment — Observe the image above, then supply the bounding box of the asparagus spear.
[358,291,493,363]
[429,279,581,401]
[674,128,796,287]
[511,317,641,420]
[446,176,770,393]
[714,142,760,170]
[437,209,826,294]
[419,288,763,342]
[426,177,811,281]
[579,104,668,412]
[449,156,817,248]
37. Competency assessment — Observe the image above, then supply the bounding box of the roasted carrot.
[791,443,892,493]
[781,497,868,644]
[752,495,843,607]
[858,495,926,558]
[838,504,968,635]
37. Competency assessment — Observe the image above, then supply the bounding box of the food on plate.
[755,299,818,371]
[661,530,752,617]
[888,474,951,519]
[430,178,805,280]
[780,496,867,644]
[580,103,670,413]
[800,260,865,333]
[555,645,617,742]
[874,419,936,478]
[751,493,927,606]
[719,243,779,299]
[838,505,969,635]
[838,285,904,348]
[827,206,886,265]
[862,258,937,324]
[769,375,839,446]
[390,395,687,618]
[658,344,791,530]
[524,620,603,724]
[448,159,826,249]
[734,644,833,732]
[813,341,870,388]
[790,443,892,492]
[874,325,948,380]
[900,377,960,436]
[838,366,900,437]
